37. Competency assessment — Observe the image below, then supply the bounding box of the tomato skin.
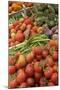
[34,62,42,73]
[9,56,16,65]
[34,72,41,82]
[25,64,34,77]
[9,79,17,89]
[15,51,20,59]
[27,78,34,86]
[39,77,47,86]
[53,65,58,72]
[24,18,32,25]
[26,52,34,63]
[19,82,27,88]
[15,32,25,42]
[50,72,58,84]
[8,66,16,74]
[44,67,53,79]
[42,50,48,58]
[36,55,42,61]
[16,70,26,84]
[32,46,42,56]
[52,51,58,61]
[13,20,20,27]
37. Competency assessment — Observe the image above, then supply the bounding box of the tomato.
[26,52,34,63]
[34,72,41,82]
[34,62,42,73]
[52,51,58,61]
[25,64,34,77]
[39,77,47,86]
[16,70,26,84]
[19,82,27,88]
[49,40,58,48]
[53,65,58,72]
[44,67,53,79]
[9,56,16,65]
[32,46,42,56]
[27,78,34,87]
[42,50,48,58]
[8,66,16,74]
[9,79,17,88]
[13,20,20,27]
[20,23,26,31]
[50,72,58,84]
[24,18,32,25]
[48,82,54,86]
[15,24,20,31]
[15,31,25,42]
[36,55,42,61]
[15,63,20,70]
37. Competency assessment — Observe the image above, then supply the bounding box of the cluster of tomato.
[8,40,58,88]
[9,16,43,47]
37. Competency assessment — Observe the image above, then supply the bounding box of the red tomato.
[24,18,32,25]
[52,51,58,61]
[15,31,25,42]
[15,63,20,70]
[26,52,34,63]
[9,79,17,88]
[19,82,27,88]
[9,56,16,65]
[50,72,58,84]
[39,77,47,86]
[34,72,41,82]
[25,64,34,77]
[15,24,20,31]
[32,46,42,56]
[42,50,48,58]
[44,67,53,79]
[8,66,16,74]
[36,55,42,61]
[34,62,42,73]
[16,70,26,84]
[13,20,20,27]
[27,78,34,86]
[53,65,58,72]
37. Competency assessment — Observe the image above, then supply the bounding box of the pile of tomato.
[8,39,58,88]
[9,16,44,47]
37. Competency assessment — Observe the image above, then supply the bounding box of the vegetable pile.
[9,39,58,88]
[8,2,58,89]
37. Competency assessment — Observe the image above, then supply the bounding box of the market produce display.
[8,2,58,89]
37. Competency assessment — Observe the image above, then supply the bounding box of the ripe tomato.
[53,65,58,72]
[9,79,17,88]
[15,31,25,42]
[25,64,34,77]
[44,67,53,79]
[24,18,32,25]
[8,66,16,74]
[52,51,58,61]
[15,63,20,70]
[32,46,42,56]
[42,50,48,58]
[50,72,58,84]
[26,52,34,63]
[16,70,26,84]
[34,62,42,73]
[13,20,20,27]
[34,72,41,82]
[27,78,34,87]
[36,55,42,61]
